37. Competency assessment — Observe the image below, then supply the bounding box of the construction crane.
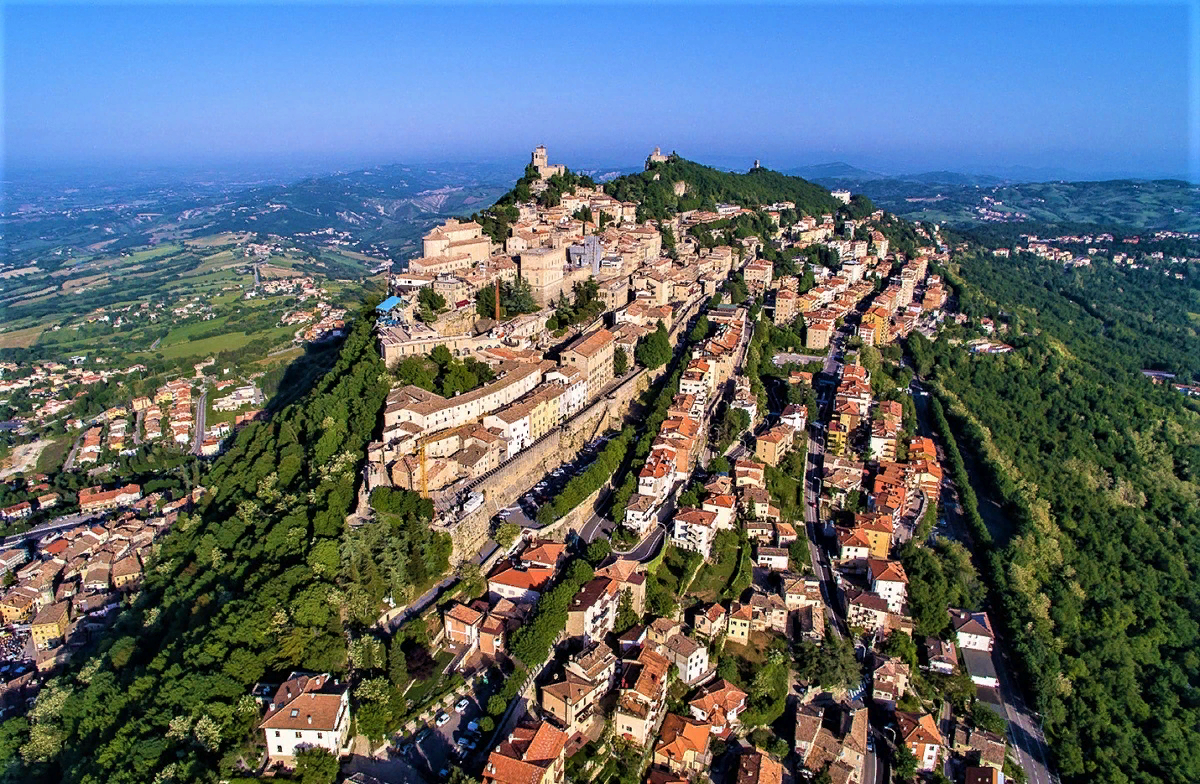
[415,433,440,499]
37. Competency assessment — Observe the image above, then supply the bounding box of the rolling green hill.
[604,155,841,220]
[814,176,1199,232]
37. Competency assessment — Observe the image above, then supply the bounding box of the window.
[317,733,323,739]
[276,746,282,753]
[275,731,280,737]
[296,731,302,738]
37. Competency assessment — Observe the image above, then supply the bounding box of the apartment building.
[560,328,615,402]
[566,577,620,644]
[614,646,671,744]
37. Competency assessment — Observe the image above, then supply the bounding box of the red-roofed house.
[688,679,748,735]
[482,719,569,784]
[897,711,944,772]
[259,672,350,767]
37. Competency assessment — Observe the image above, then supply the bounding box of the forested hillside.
[603,156,840,221]
[951,250,1200,382]
[915,252,1200,784]
[0,313,419,783]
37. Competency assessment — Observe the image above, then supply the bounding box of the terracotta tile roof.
[704,494,735,510]
[259,673,347,732]
[596,558,642,583]
[736,750,783,784]
[844,587,890,613]
[674,507,717,529]
[837,527,872,548]
[488,564,556,594]
[447,601,485,627]
[565,328,615,359]
[655,713,711,764]
[867,558,908,584]
[571,577,618,611]
[949,608,994,639]
[522,541,567,569]
[689,679,747,723]
[897,711,943,747]
[484,720,567,784]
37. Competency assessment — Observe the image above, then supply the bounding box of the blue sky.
[3,3,1195,179]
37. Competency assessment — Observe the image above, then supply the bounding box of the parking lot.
[395,666,506,780]
[494,434,613,533]
[0,630,33,681]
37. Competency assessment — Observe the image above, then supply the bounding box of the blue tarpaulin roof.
[376,296,403,313]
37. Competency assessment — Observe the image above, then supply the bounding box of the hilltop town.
[219,148,1028,784]
[0,149,1049,784]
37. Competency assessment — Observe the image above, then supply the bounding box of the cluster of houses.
[435,532,787,784]
[623,308,748,538]
[370,150,765,510]
[0,359,147,430]
[764,216,948,352]
[130,378,196,445]
[0,511,174,668]
[296,305,348,344]
[0,476,59,523]
[785,606,1006,784]
[825,433,945,638]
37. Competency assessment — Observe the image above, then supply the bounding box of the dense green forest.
[602,156,840,221]
[0,312,441,784]
[949,250,1200,382]
[918,251,1200,784]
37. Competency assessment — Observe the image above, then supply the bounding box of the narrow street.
[801,330,849,638]
[190,387,208,455]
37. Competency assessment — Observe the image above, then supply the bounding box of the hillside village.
[0,149,1038,784]
[231,149,1027,784]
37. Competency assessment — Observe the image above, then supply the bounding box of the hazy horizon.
[5,4,1196,184]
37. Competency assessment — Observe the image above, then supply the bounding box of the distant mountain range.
[783,161,1186,186]
[786,162,1007,186]
[779,163,1199,232]
[6,158,1196,270]
[4,162,518,265]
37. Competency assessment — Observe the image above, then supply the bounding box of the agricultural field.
[0,232,380,507]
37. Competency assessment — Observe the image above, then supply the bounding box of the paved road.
[191,387,208,455]
[908,376,1057,784]
[772,351,829,367]
[0,512,102,548]
[801,331,848,638]
[133,409,145,446]
[613,522,666,562]
[380,574,459,633]
[61,427,90,472]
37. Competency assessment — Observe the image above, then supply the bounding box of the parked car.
[455,698,471,714]
[466,719,480,732]
[435,712,451,727]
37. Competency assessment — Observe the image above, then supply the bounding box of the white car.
[455,698,470,714]
[435,712,450,727]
